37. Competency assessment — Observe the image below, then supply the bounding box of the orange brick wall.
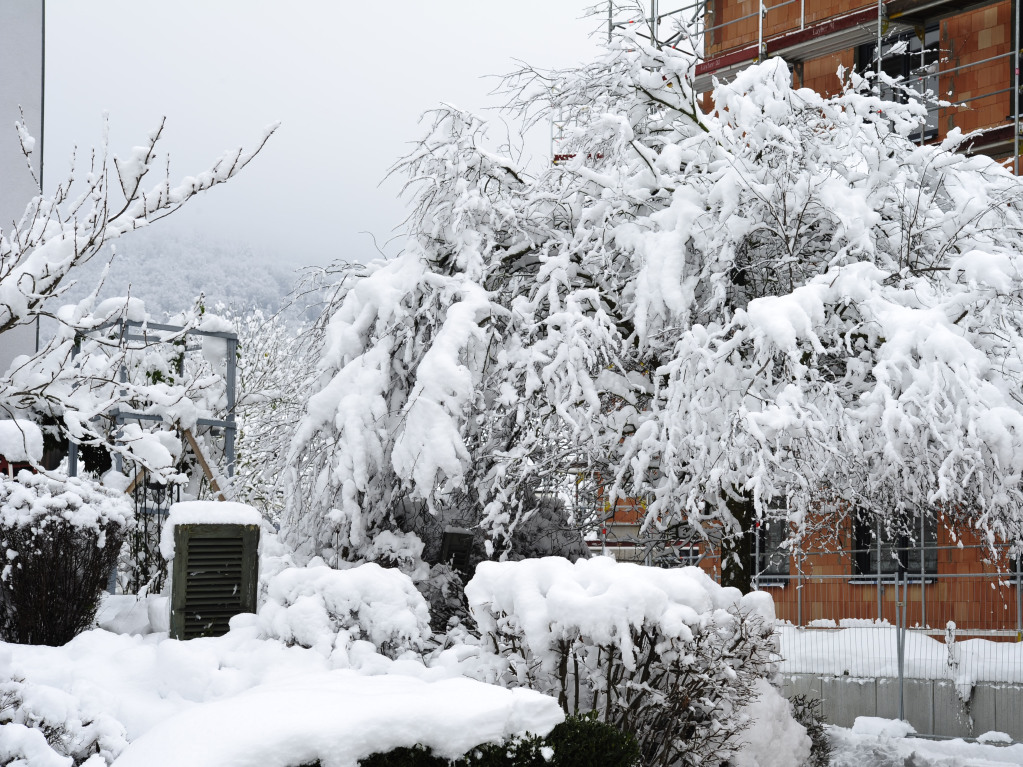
[600,508,1020,630]
[938,2,1014,140]
[702,0,1018,168]
[756,518,1021,631]
[799,49,855,96]
[706,0,876,56]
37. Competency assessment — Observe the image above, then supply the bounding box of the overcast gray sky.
[43,1,603,267]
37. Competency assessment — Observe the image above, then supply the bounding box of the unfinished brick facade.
[699,0,1019,165]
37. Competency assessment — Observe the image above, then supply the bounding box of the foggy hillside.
[58,229,304,321]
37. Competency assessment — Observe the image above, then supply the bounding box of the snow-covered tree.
[284,35,1023,588]
[0,118,276,474]
[186,303,310,518]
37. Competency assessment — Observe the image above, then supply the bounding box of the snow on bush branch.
[285,33,1023,569]
[463,557,780,766]
[0,118,277,475]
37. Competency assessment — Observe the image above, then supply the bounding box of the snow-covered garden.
[4,16,1023,767]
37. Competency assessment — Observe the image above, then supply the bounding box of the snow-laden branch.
[285,33,1023,572]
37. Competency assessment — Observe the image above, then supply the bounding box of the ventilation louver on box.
[170,523,259,640]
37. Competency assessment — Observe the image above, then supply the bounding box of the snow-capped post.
[0,419,42,475]
[285,28,1023,587]
[162,501,260,640]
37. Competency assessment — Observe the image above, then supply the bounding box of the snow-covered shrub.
[465,557,778,767]
[0,677,128,766]
[788,694,831,767]
[334,715,637,767]
[258,561,431,663]
[0,472,132,646]
[415,563,472,635]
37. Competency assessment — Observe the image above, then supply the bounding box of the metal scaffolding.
[605,0,1021,171]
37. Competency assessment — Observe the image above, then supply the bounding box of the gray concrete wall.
[0,1,44,375]
[780,673,1023,741]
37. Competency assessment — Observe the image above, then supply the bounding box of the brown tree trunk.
[719,491,754,593]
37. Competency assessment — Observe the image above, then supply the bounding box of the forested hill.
[58,230,303,321]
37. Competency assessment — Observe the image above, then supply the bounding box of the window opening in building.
[752,518,789,580]
[857,25,941,141]
[853,512,938,577]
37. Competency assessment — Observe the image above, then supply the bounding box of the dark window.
[752,519,789,579]
[853,514,937,577]
[857,25,941,141]
[1016,6,1023,117]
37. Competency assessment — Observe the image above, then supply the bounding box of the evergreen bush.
[543,713,639,767]
[0,471,132,645]
[789,694,832,767]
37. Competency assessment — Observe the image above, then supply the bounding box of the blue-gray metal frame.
[67,318,238,482]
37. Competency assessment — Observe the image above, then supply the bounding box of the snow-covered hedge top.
[0,419,43,463]
[465,556,775,670]
[111,670,564,767]
[159,501,262,559]
[0,471,132,533]
[258,562,431,662]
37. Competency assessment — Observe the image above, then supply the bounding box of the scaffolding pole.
[877,0,884,83]
[1015,0,1020,176]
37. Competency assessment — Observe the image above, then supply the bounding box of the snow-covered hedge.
[465,557,781,767]
[0,472,132,646]
[0,677,128,767]
[112,671,563,767]
[258,562,431,663]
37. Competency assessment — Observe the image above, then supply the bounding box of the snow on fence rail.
[777,623,1023,694]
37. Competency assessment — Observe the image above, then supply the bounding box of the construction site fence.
[777,623,1023,685]
[590,539,1023,632]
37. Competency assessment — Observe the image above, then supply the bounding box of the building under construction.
[610,0,1021,171]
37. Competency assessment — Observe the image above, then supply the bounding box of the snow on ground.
[831,718,1023,767]
[2,616,561,767]
[6,559,1023,766]
[114,672,563,767]
[7,613,1022,767]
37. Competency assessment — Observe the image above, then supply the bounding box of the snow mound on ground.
[110,671,563,767]
[95,595,170,636]
[977,730,1013,745]
[465,556,774,671]
[731,679,811,767]
[831,723,1023,766]
[851,717,916,738]
[258,561,431,663]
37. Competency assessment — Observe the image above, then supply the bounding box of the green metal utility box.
[169,523,259,640]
